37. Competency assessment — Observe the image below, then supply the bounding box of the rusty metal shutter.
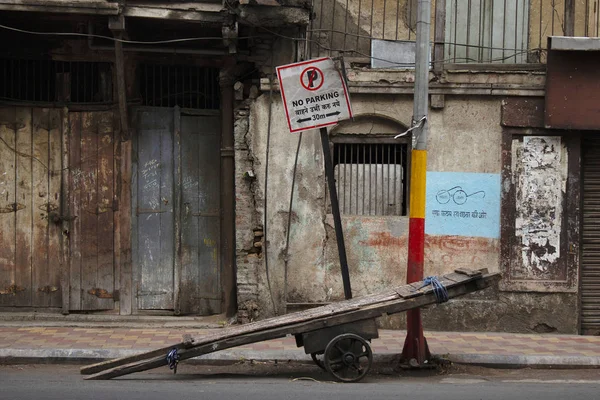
[581,137,600,334]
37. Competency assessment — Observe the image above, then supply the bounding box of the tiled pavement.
[1,326,600,367]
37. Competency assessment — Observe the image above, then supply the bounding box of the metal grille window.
[331,140,408,216]
[445,0,530,63]
[139,64,220,109]
[0,59,113,103]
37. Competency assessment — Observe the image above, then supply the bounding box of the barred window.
[139,64,220,109]
[0,58,113,103]
[330,137,409,216]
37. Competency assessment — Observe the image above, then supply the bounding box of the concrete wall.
[235,89,579,333]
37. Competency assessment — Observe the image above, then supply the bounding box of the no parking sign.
[276,57,353,133]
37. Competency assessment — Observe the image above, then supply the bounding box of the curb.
[1,348,600,370]
[448,354,600,369]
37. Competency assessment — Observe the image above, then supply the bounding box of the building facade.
[0,0,598,335]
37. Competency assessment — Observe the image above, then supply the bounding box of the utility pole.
[401,0,431,366]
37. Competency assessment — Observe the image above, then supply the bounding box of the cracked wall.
[238,92,578,333]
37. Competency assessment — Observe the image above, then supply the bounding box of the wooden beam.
[433,0,446,74]
[0,0,118,14]
[112,23,129,141]
[60,107,70,315]
[564,0,575,37]
[122,6,225,23]
[238,6,310,26]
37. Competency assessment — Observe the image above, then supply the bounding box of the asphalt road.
[2,364,600,400]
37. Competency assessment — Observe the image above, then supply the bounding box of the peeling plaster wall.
[237,92,578,333]
[513,136,567,278]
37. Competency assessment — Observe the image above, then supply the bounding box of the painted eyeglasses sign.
[276,57,353,133]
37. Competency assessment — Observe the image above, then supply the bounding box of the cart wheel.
[311,352,326,371]
[323,333,373,383]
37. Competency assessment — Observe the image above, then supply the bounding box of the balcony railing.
[307,0,600,65]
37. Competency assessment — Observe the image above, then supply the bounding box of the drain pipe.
[219,63,237,318]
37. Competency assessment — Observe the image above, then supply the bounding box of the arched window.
[329,116,410,216]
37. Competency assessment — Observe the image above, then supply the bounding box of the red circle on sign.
[300,66,324,91]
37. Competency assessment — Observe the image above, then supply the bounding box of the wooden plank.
[113,29,129,141]
[14,107,33,306]
[59,108,70,313]
[68,112,82,310]
[454,268,484,277]
[0,107,17,306]
[122,6,224,22]
[173,107,182,315]
[137,110,164,310]
[118,136,132,315]
[113,111,121,311]
[0,0,119,14]
[564,0,575,36]
[158,110,174,310]
[394,286,415,299]
[84,272,502,380]
[197,116,221,314]
[180,116,201,314]
[47,109,63,308]
[136,110,174,310]
[433,0,446,73]
[95,111,115,310]
[80,112,99,310]
[31,108,50,307]
[81,340,193,375]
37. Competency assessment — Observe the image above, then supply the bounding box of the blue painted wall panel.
[425,172,501,239]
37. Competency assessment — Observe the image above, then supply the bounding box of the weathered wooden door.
[133,109,176,310]
[133,109,221,314]
[0,107,63,308]
[178,113,221,315]
[68,111,117,310]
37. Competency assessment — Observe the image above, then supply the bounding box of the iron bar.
[453,0,458,62]
[369,144,372,215]
[503,0,507,62]
[349,143,353,213]
[362,144,365,215]
[387,144,391,215]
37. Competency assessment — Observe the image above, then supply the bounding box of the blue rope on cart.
[420,276,449,303]
[167,348,180,374]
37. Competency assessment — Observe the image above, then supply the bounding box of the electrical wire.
[0,22,254,44]
[307,27,537,53]
[394,116,426,139]
[222,0,540,65]
[0,21,544,67]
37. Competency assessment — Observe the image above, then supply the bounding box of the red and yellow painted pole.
[401,0,432,366]
[401,150,431,364]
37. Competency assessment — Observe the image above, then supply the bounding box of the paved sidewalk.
[1,325,600,368]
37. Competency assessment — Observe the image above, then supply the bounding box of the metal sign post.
[319,127,352,300]
[277,57,353,299]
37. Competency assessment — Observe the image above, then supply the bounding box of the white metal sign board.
[276,57,353,133]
